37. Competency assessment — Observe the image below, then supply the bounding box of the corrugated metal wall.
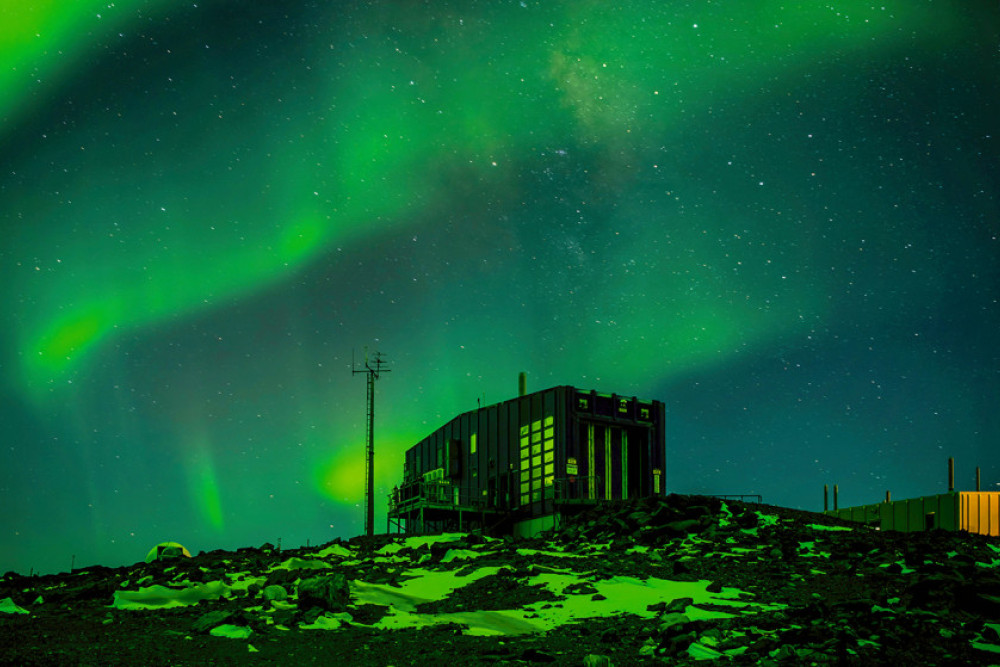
[885,493,959,532]
[403,386,571,516]
[400,386,665,520]
[960,491,1000,537]
[827,491,999,536]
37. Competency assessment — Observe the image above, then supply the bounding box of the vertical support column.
[587,424,595,500]
[833,484,839,511]
[621,429,628,501]
[604,427,612,501]
[366,372,375,538]
[948,457,955,493]
[976,466,981,492]
[824,484,829,512]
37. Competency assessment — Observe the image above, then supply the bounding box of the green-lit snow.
[316,543,353,559]
[269,557,332,572]
[351,567,504,613]
[0,597,29,614]
[210,624,253,639]
[972,622,1000,654]
[112,580,231,610]
[351,567,783,636]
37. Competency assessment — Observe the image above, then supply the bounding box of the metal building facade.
[387,385,666,536]
[826,492,1000,537]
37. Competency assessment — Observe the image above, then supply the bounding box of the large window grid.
[520,415,554,505]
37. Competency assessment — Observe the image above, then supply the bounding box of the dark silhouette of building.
[388,384,666,537]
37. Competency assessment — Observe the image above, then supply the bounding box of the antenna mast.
[352,348,389,538]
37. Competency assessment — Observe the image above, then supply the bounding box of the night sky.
[2,1,998,576]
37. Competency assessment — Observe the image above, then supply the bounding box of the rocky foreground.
[3,494,1000,665]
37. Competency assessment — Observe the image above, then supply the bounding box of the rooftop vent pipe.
[518,372,527,397]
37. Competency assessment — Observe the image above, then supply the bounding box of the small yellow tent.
[145,542,192,563]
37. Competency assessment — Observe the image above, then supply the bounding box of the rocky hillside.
[2,494,1000,665]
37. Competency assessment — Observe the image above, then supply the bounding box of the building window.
[470,432,477,455]
[519,415,556,505]
[521,423,530,502]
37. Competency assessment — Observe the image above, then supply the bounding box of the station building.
[387,384,666,538]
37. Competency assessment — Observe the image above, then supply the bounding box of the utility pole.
[353,349,389,538]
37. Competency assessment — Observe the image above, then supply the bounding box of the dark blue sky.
[1,1,998,576]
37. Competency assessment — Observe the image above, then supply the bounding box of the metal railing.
[710,494,764,504]
[552,476,604,503]
[388,480,491,514]
[388,475,610,514]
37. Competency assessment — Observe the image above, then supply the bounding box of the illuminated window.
[470,432,477,454]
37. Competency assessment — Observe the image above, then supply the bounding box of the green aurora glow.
[1,0,997,576]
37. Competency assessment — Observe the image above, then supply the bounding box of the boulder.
[663,597,693,614]
[297,573,351,613]
[263,584,288,602]
[563,582,599,596]
[192,610,235,633]
[657,612,691,636]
